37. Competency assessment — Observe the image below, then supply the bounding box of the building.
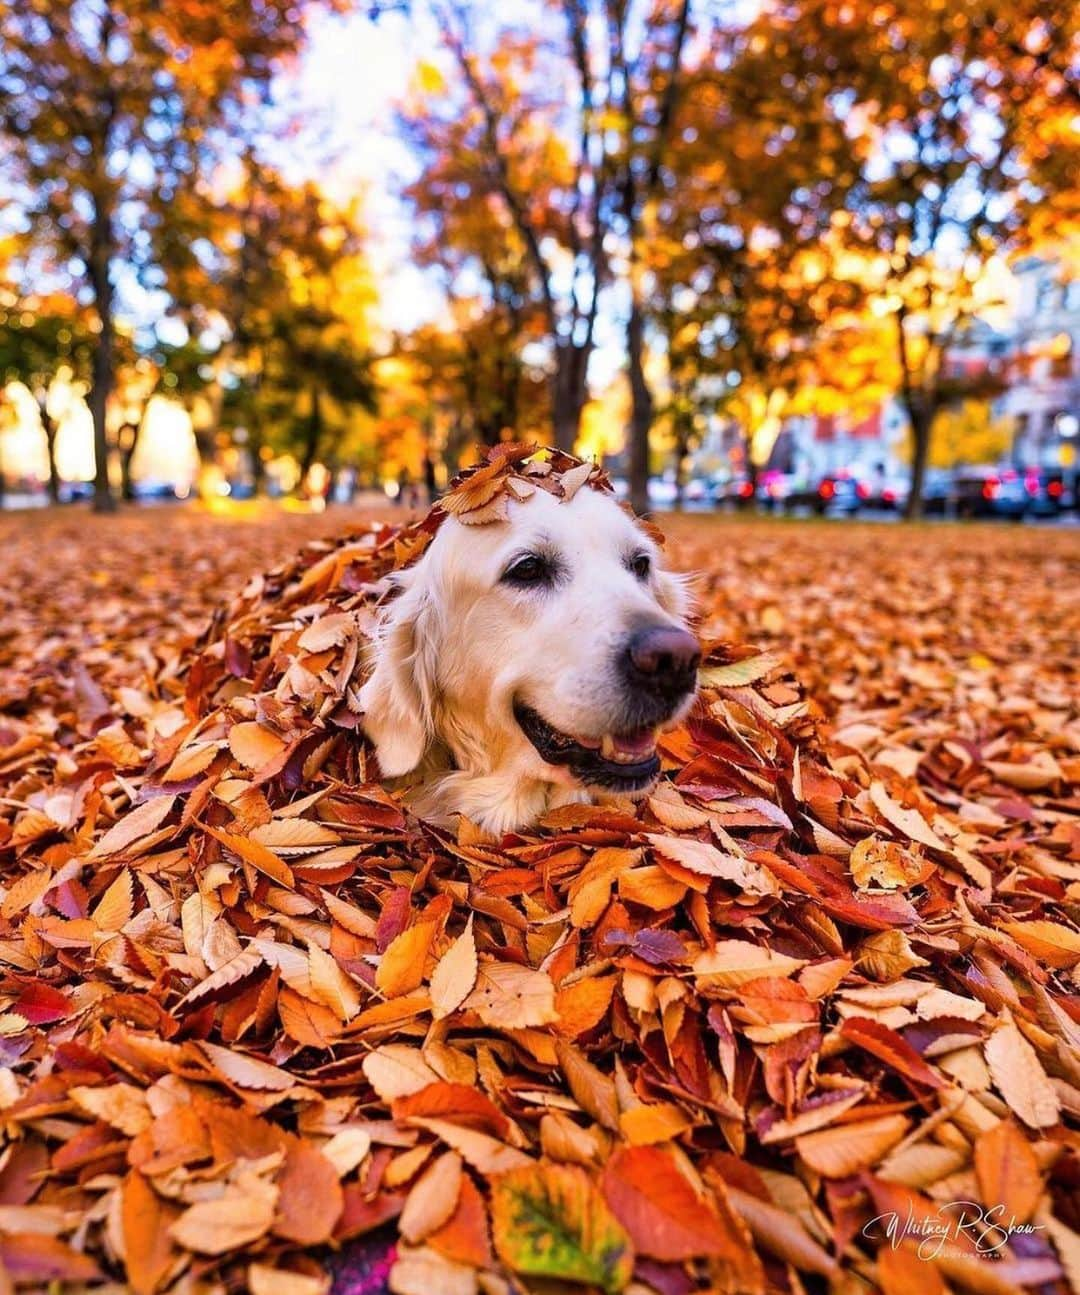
[772,257,1079,482]
[994,258,1080,468]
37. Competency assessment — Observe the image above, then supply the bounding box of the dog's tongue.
[600,730,656,760]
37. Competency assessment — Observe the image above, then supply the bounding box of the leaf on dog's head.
[557,461,594,501]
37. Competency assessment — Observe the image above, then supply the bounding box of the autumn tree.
[0,1,336,511]
[400,87,552,451]
[594,0,695,512]
[166,155,376,489]
[899,398,1014,472]
[749,0,1079,516]
[0,298,95,503]
[642,26,865,496]
[404,2,613,453]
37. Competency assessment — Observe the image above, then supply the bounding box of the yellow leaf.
[619,1103,693,1145]
[91,869,134,931]
[429,917,477,1021]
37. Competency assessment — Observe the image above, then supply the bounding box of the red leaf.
[841,1018,944,1089]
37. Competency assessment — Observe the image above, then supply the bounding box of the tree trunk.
[298,384,323,485]
[36,399,62,504]
[249,425,266,495]
[551,361,582,453]
[627,290,653,515]
[903,405,932,521]
[119,420,141,502]
[673,429,691,509]
[87,196,116,514]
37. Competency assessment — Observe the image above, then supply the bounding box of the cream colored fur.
[359,486,694,833]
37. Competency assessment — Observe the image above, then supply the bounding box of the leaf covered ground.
[0,483,1077,1295]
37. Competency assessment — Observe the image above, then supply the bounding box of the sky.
[283,5,446,334]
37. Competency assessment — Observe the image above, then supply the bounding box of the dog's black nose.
[624,625,700,697]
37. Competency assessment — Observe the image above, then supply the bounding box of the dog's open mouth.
[513,701,662,790]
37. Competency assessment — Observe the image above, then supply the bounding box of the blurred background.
[0,0,1077,522]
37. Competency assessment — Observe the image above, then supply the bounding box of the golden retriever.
[359,477,699,832]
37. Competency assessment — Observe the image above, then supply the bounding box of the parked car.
[812,471,868,515]
[919,469,955,516]
[715,476,756,509]
[132,480,182,501]
[954,467,1028,519]
[867,474,910,511]
[1020,467,1067,518]
[756,471,800,512]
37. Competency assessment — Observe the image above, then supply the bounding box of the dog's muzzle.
[513,624,699,793]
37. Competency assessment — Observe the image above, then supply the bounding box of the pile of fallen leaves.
[0,450,1077,1295]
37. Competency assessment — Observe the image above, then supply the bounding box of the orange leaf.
[601,1145,748,1262]
[203,824,295,887]
[974,1118,1044,1223]
[228,722,287,771]
[273,1139,343,1245]
[122,1171,178,1295]
[428,1173,494,1268]
[376,921,436,998]
[278,986,342,1049]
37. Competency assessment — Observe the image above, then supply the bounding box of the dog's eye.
[629,552,652,581]
[502,554,553,586]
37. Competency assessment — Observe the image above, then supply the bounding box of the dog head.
[359,480,698,829]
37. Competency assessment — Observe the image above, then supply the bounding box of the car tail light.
[1024,474,1039,495]
[982,478,1000,500]
[738,481,753,498]
[819,480,835,500]
[882,488,896,504]
[1048,480,1063,498]
[856,481,870,499]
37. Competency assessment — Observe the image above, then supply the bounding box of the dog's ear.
[359,574,439,777]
